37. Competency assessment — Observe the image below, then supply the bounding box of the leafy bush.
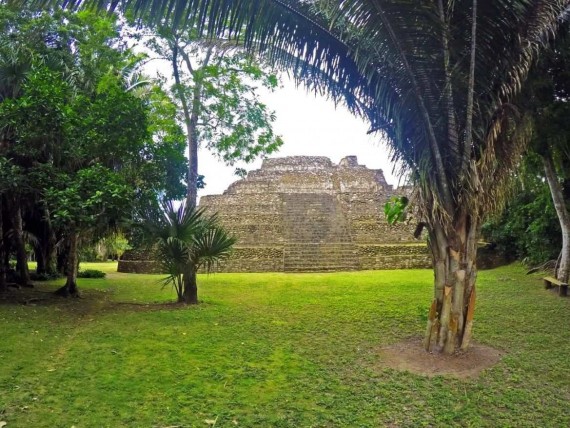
[77,269,106,279]
[482,183,560,266]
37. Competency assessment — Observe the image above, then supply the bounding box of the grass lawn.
[1,263,569,427]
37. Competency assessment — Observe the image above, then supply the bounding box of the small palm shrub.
[143,201,236,304]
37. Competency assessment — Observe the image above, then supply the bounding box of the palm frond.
[192,225,236,273]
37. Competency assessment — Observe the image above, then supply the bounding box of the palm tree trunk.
[8,194,31,287]
[424,212,478,354]
[543,153,570,283]
[182,268,198,304]
[55,229,80,297]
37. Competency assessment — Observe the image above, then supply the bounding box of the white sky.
[197,77,401,197]
[138,45,401,198]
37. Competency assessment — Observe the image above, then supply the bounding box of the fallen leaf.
[0,421,7,428]
[204,418,217,426]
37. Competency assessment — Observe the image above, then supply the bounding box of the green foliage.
[142,201,236,300]
[482,155,561,266]
[196,54,284,165]
[0,4,188,283]
[482,191,560,266]
[384,196,408,225]
[77,269,107,278]
[82,233,132,261]
[141,25,283,167]
[44,164,132,230]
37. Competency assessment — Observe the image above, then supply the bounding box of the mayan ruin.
[119,155,431,273]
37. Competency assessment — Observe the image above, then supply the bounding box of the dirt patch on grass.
[378,338,503,379]
[0,286,190,314]
[0,284,112,315]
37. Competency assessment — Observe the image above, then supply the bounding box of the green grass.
[1,263,569,427]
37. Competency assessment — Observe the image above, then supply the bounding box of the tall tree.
[140,25,283,207]
[0,5,187,293]
[523,29,570,282]
[36,0,569,352]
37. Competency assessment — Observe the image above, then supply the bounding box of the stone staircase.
[282,193,359,272]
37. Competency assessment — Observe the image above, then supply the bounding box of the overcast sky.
[139,45,401,198]
[197,77,402,198]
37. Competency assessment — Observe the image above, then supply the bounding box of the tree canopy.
[0,5,187,294]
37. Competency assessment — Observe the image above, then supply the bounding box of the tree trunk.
[182,268,198,304]
[170,39,199,209]
[57,244,68,276]
[0,195,6,292]
[35,246,46,275]
[37,205,58,276]
[55,230,80,297]
[423,211,479,354]
[8,195,31,287]
[543,153,570,283]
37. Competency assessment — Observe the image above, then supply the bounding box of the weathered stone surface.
[197,155,429,272]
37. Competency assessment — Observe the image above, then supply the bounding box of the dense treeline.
[483,29,570,272]
[0,6,187,295]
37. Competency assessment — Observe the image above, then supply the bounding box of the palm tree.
[36,0,569,352]
[144,200,235,304]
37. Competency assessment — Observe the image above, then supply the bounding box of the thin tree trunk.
[170,39,211,210]
[543,153,570,283]
[424,212,479,354]
[55,229,80,297]
[182,268,198,304]
[437,0,459,169]
[370,3,453,212]
[46,229,58,276]
[8,194,31,287]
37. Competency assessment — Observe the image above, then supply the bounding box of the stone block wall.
[358,244,432,270]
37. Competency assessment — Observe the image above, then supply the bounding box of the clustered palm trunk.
[423,208,479,352]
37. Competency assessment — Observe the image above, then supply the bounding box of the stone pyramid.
[198,156,430,272]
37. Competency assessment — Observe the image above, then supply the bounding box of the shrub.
[77,269,106,279]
